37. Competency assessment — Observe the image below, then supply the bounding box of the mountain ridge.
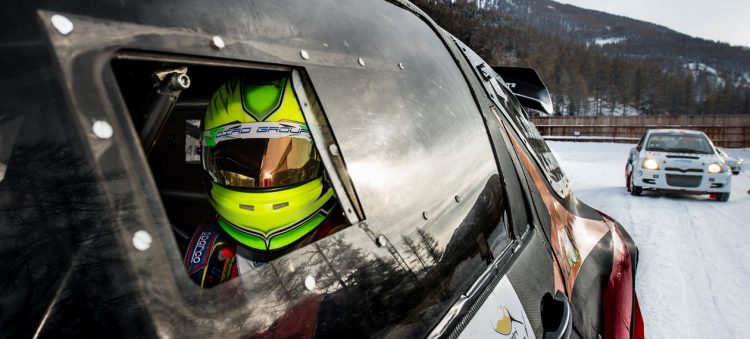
[490,0,750,87]
[413,0,750,116]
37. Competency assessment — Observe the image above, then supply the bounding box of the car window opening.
[111,58,352,287]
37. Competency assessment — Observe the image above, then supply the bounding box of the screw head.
[92,120,113,139]
[398,63,405,70]
[454,195,460,203]
[211,35,225,50]
[358,58,365,67]
[51,14,74,35]
[300,49,310,60]
[422,211,429,220]
[176,74,191,89]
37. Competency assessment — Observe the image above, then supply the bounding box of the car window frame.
[450,36,572,199]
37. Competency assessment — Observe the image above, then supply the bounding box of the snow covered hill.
[548,141,750,338]
[483,0,750,88]
[416,0,750,116]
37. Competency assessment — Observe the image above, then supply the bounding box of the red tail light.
[601,215,641,339]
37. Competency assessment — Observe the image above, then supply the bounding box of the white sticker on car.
[458,276,536,339]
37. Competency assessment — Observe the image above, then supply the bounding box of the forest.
[414,0,750,116]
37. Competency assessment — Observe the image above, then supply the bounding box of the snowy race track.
[548,141,750,338]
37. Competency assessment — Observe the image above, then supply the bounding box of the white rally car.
[626,129,732,201]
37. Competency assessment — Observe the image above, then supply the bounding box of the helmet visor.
[202,122,320,189]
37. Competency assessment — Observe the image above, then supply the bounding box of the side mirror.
[491,66,553,115]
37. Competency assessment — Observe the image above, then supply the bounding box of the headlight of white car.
[707,163,724,173]
[642,158,659,170]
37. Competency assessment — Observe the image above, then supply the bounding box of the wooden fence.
[530,115,750,148]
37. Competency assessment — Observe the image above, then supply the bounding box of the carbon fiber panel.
[570,232,613,339]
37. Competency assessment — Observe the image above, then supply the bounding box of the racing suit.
[183,209,346,288]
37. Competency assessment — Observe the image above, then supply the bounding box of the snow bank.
[548,141,750,338]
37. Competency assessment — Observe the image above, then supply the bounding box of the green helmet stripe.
[269,213,326,250]
[240,77,286,122]
[217,194,335,251]
[218,219,267,250]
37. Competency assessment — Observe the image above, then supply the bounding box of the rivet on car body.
[304,275,316,291]
[454,195,460,202]
[329,144,339,156]
[51,14,74,35]
[398,62,405,70]
[358,58,366,67]
[92,120,113,139]
[132,230,152,251]
[300,49,310,60]
[211,35,225,50]
[422,211,429,220]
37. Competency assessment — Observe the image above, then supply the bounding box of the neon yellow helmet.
[201,72,336,252]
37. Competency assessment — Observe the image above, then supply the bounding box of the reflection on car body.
[0,0,643,338]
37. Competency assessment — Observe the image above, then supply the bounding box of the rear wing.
[492,66,553,115]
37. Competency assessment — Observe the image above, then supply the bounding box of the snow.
[547,141,750,338]
[594,37,627,47]
[685,62,718,76]
[684,62,727,88]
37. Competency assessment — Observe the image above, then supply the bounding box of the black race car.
[0,1,643,338]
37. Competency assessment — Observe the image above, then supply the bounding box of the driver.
[184,72,345,288]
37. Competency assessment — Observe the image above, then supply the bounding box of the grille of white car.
[666,174,702,188]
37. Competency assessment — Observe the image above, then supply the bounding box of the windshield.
[645,133,714,154]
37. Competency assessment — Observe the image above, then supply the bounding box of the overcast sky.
[555,0,750,48]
